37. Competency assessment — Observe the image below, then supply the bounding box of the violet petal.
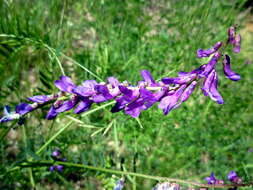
[27,95,51,103]
[140,70,156,84]
[72,80,97,97]
[15,103,33,115]
[209,72,224,104]
[46,106,58,120]
[223,54,240,81]
[180,81,197,102]
[74,99,92,114]
[233,34,241,53]
[54,76,76,93]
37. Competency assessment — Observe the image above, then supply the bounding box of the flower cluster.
[205,171,242,190]
[0,26,242,123]
[49,149,67,172]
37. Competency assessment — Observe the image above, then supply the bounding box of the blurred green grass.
[0,0,253,189]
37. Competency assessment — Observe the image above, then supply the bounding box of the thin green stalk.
[35,121,72,155]
[0,33,103,81]
[8,160,253,189]
[22,126,35,188]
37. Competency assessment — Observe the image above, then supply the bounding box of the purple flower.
[205,173,224,185]
[49,166,55,172]
[46,105,58,120]
[162,73,197,85]
[202,70,224,104]
[54,98,78,113]
[0,106,20,123]
[55,165,64,172]
[140,70,159,86]
[74,97,93,114]
[201,52,221,77]
[51,149,61,158]
[233,34,241,53]
[54,76,76,93]
[228,171,242,183]
[227,27,241,53]
[113,178,124,190]
[180,81,197,102]
[27,95,53,104]
[209,72,224,104]
[72,80,98,97]
[124,88,158,117]
[93,85,113,103]
[197,41,222,58]
[158,84,186,115]
[223,55,240,81]
[111,85,139,113]
[49,165,64,172]
[15,103,33,115]
[228,26,236,44]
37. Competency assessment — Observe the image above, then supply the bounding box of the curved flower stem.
[6,160,253,189]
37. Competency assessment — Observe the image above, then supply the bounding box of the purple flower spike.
[233,34,241,53]
[27,95,52,103]
[223,55,240,81]
[54,76,76,93]
[197,42,222,58]
[228,171,242,183]
[158,84,186,115]
[15,103,33,115]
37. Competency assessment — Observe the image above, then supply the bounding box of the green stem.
[7,160,253,189]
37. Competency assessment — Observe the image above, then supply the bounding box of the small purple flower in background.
[49,149,66,172]
[51,149,61,159]
[228,171,242,184]
[113,178,124,190]
[205,173,224,185]
[49,165,64,172]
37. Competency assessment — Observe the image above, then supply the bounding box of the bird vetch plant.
[0,26,242,123]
